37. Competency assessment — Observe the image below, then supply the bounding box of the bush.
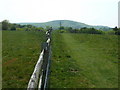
[113,27,120,35]
[78,27,104,34]
[59,30,66,33]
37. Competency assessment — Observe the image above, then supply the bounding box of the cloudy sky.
[0,0,119,27]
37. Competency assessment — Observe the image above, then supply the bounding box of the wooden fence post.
[27,29,52,90]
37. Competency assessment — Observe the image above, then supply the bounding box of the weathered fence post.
[27,28,52,90]
[27,49,44,90]
[40,28,52,89]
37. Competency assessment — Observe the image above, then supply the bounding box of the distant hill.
[18,20,111,31]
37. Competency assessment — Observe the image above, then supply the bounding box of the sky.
[0,0,119,27]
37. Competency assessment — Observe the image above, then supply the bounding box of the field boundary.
[27,28,52,89]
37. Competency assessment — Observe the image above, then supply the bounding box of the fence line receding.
[27,28,52,90]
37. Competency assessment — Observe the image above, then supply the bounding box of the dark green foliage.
[2,20,10,30]
[65,27,73,32]
[1,20,46,31]
[113,26,120,35]
[59,26,64,30]
[79,27,104,34]
[116,29,120,35]
[10,24,16,30]
[64,27,104,34]
[113,26,118,32]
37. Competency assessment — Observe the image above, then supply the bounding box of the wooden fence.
[27,28,52,90]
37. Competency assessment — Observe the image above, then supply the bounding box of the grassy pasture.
[0,31,2,89]
[2,31,45,88]
[50,32,118,88]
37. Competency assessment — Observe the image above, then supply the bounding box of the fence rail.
[27,28,52,90]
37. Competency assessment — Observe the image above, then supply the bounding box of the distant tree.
[113,26,120,35]
[19,24,26,28]
[79,27,103,34]
[73,29,79,33]
[26,25,33,28]
[2,20,10,30]
[113,26,118,32]
[65,27,73,32]
[10,24,16,30]
[59,26,64,30]
[117,28,120,35]
[81,27,87,29]
[67,27,73,31]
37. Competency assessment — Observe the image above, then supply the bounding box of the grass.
[2,31,45,88]
[2,30,118,88]
[50,32,118,88]
[0,30,2,89]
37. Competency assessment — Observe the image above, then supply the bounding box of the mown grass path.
[50,33,118,88]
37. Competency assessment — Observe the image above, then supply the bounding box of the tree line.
[1,20,46,31]
[2,20,120,35]
[58,26,120,35]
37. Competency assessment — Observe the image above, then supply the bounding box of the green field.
[0,31,2,89]
[2,31,118,88]
[2,31,45,88]
[50,32,118,88]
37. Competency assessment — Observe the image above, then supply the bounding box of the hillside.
[18,20,111,31]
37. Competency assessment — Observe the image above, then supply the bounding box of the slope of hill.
[18,20,111,31]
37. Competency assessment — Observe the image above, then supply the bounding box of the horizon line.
[12,19,113,28]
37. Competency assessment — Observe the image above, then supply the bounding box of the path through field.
[50,33,118,88]
[2,31,118,88]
